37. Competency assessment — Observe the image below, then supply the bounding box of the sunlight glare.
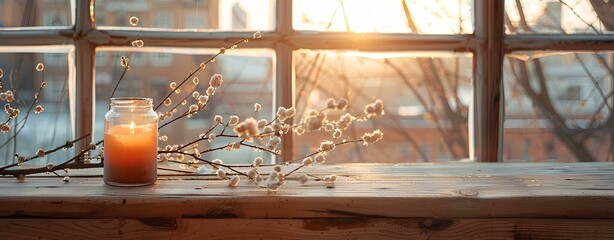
[294,0,473,34]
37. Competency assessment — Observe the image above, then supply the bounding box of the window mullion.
[473,0,505,162]
[0,30,71,46]
[74,0,95,149]
[506,34,614,52]
[287,33,475,51]
[87,30,279,48]
[275,0,295,164]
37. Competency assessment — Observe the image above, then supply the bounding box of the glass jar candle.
[104,98,158,186]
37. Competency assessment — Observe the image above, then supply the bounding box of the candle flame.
[129,121,135,135]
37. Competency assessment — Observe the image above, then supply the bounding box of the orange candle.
[104,122,157,186]
[103,98,158,186]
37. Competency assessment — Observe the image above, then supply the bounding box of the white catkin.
[253,157,264,167]
[229,176,240,187]
[216,169,226,179]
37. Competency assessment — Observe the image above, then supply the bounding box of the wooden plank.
[1,218,613,240]
[1,163,614,219]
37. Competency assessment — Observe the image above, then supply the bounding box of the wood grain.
[1,218,613,240]
[1,163,614,219]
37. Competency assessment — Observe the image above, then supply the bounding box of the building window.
[150,52,173,67]
[44,53,66,66]
[43,10,66,26]
[185,11,208,29]
[558,85,582,101]
[153,12,173,28]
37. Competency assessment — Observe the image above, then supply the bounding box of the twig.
[0,142,100,177]
[157,167,195,174]
[241,143,280,156]
[285,139,364,164]
[0,71,46,150]
[176,123,220,151]
[154,38,251,111]
[109,68,128,100]
[109,21,144,100]
[284,164,305,177]
[0,134,90,171]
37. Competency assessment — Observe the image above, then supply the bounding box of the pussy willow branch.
[240,143,280,156]
[109,68,128,100]
[0,138,189,176]
[0,138,98,177]
[306,173,324,181]
[161,138,365,177]
[181,151,249,177]
[0,134,90,171]
[154,37,251,111]
[164,106,371,164]
[176,123,220,151]
[167,94,193,115]
[158,107,196,130]
[157,166,194,174]
[166,158,261,169]
[155,68,200,112]
[20,83,45,127]
[157,90,218,131]
[285,140,364,165]
[0,71,46,150]
[109,22,143,100]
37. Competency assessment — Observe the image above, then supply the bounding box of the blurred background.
[0,0,612,165]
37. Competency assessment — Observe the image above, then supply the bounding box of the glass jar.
[104,98,158,186]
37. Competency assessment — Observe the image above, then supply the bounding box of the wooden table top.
[1,162,614,219]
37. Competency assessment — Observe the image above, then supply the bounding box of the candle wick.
[130,121,135,135]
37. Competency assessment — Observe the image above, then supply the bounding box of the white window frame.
[0,1,612,161]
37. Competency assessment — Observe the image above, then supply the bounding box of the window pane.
[503,51,613,162]
[293,0,473,34]
[0,0,73,28]
[95,0,275,31]
[293,50,473,163]
[506,0,614,34]
[94,48,274,165]
[0,50,74,165]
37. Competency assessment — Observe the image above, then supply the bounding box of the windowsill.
[1,162,614,219]
[2,162,614,238]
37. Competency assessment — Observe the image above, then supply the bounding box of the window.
[43,10,68,26]
[558,85,582,101]
[149,52,173,67]
[44,53,66,66]
[0,0,72,28]
[185,11,208,29]
[153,12,174,29]
[0,50,75,165]
[0,0,612,166]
